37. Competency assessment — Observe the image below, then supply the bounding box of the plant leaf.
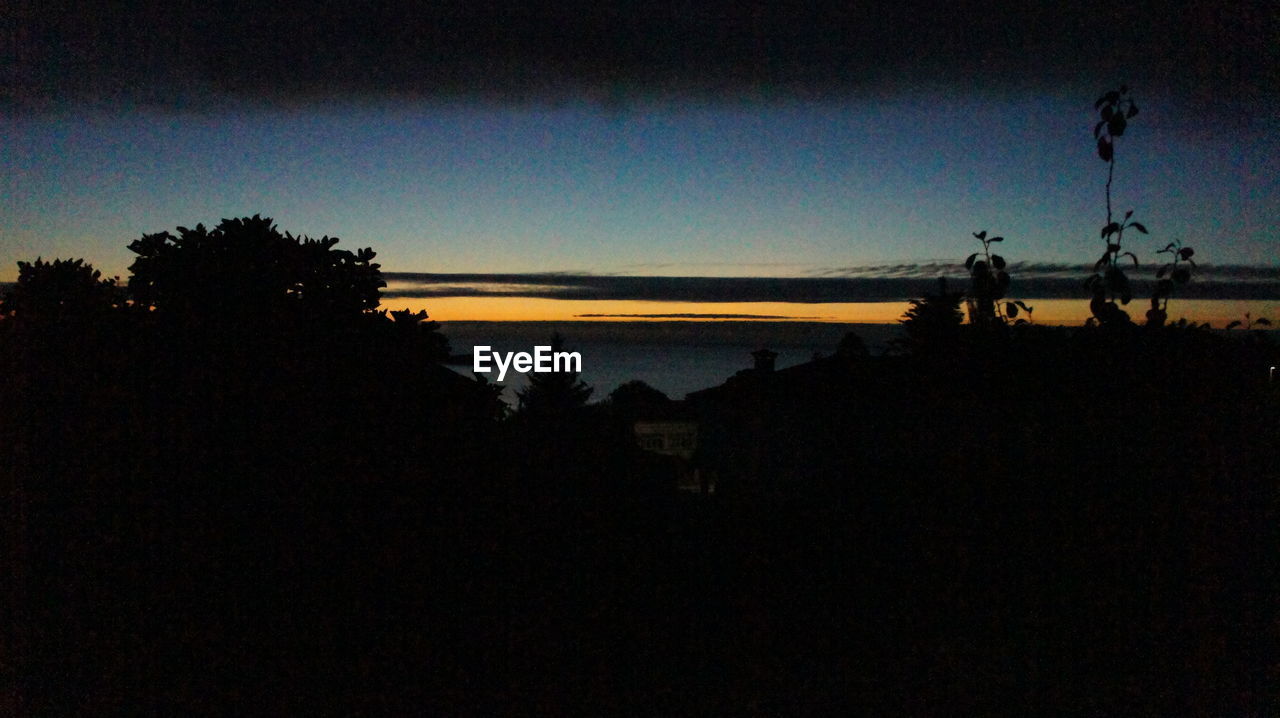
[1105,265,1128,294]
[991,254,1006,270]
[964,252,979,270]
[1122,252,1139,267]
[1129,222,1147,234]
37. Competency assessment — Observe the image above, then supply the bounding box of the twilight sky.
[3,1,1277,320]
[5,89,1278,283]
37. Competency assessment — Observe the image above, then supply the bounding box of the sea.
[438,321,904,404]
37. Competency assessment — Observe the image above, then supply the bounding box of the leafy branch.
[1093,85,1139,227]
[1225,312,1272,332]
[963,231,1034,327]
[1147,239,1197,327]
[1084,86,1144,326]
[963,230,1010,326]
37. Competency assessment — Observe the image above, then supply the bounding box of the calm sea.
[439,321,903,403]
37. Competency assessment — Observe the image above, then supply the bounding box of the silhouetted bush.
[127,214,384,324]
[0,257,123,325]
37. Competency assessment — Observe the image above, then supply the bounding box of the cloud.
[6,0,1275,113]
[384,266,1280,302]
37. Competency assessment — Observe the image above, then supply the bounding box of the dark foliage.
[1085,86,1201,329]
[1148,238,1199,327]
[894,277,965,355]
[127,214,385,325]
[0,257,123,324]
[964,230,1009,326]
[1087,86,1145,326]
[514,333,593,418]
[964,230,1034,327]
[606,379,671,417]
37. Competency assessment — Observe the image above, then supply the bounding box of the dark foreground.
[3,316,1277,715]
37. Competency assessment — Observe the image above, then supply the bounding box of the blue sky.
[5,85,1277,284]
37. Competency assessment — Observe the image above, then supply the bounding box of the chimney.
[752,348,777,373]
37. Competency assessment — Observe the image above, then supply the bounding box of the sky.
[3,1,1277,322]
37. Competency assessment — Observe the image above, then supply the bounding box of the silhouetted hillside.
[3,226,1278,714]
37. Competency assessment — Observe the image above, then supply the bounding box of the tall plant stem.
[1105,155,1114,228]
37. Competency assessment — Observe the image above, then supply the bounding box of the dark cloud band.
[385,265,1280,302]
[6,1,1275,112]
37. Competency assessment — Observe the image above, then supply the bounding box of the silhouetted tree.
[608,379,668,406]
[516,333,592,417]
[385,307,451,363]
[0,257,122,324]
[471,372,511,421]
[127,215,384,325]
[606,379,670,421]
[894,278,964,355]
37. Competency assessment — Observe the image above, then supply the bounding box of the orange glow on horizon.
[382,296,1279,327]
